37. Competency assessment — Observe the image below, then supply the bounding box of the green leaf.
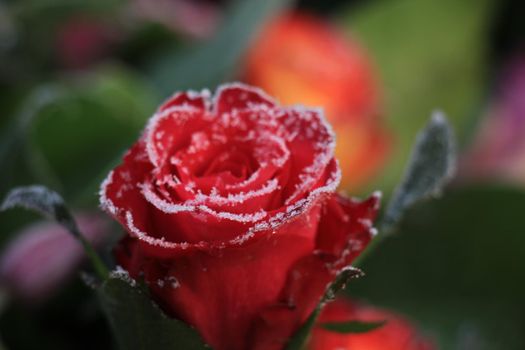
[381,112,456,233]
[0,85,64,195]
[1,185,108,279]
[354,113,455,266]
[285,267,364,350]
[348,186,525,349]
[321,320,386,334]
[97,272,208,350]
[30,68,157,202]
[149,0,293,95]
[0,68,157,202]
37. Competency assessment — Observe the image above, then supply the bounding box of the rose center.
[198,147,258,180]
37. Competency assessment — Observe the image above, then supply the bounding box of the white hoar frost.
[110,266,137,287]
[100,82,345,251]
[140,181,268,222]
[157,276,180,289]
[193,178,280,206]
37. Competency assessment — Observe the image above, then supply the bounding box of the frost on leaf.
[382,111,456,233]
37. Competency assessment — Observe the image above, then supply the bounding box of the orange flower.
[308,299,435,350]
[243,13,390,189]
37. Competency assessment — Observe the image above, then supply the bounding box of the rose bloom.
[100,83,380,350]
[308,298,435,350]
[243,13,390,190]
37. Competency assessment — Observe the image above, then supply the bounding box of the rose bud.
[461,54,525,184]
[308,298,435,350]
[100,83,381,350]
[0,212,111,304]
[243,13,390,190]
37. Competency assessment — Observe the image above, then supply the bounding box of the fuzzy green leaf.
[1,185,108,279]
[382,112,456,233]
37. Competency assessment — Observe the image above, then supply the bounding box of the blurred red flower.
[101,83,381,350]
[308,298,435,350]
[243,13,390,190]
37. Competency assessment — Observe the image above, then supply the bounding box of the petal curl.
[214,82,277,115]
[159,90,210,112]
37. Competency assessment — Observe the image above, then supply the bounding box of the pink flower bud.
[0,212,111,304]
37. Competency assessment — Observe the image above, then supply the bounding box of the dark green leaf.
[97,273,208,350]
[30,69,157,202]
[382,112,455,233]
[0,69,157,202]
[0,85,64,195]
[321,320,386,334]
[150,0,293,95]
[1,185,108,279]
[349,186,525,349]
[285,267,363,350]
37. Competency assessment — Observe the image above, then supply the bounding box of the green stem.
[73,227,109,280]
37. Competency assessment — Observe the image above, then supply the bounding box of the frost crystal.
[110,266,137,287]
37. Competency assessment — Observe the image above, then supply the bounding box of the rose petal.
[251,192,380,350]
[115,201,322,350]
[214,82,277,115]
[159,89,210,112]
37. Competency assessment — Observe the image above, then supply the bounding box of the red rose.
[100,83,380,350]
[308,298,435,350]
